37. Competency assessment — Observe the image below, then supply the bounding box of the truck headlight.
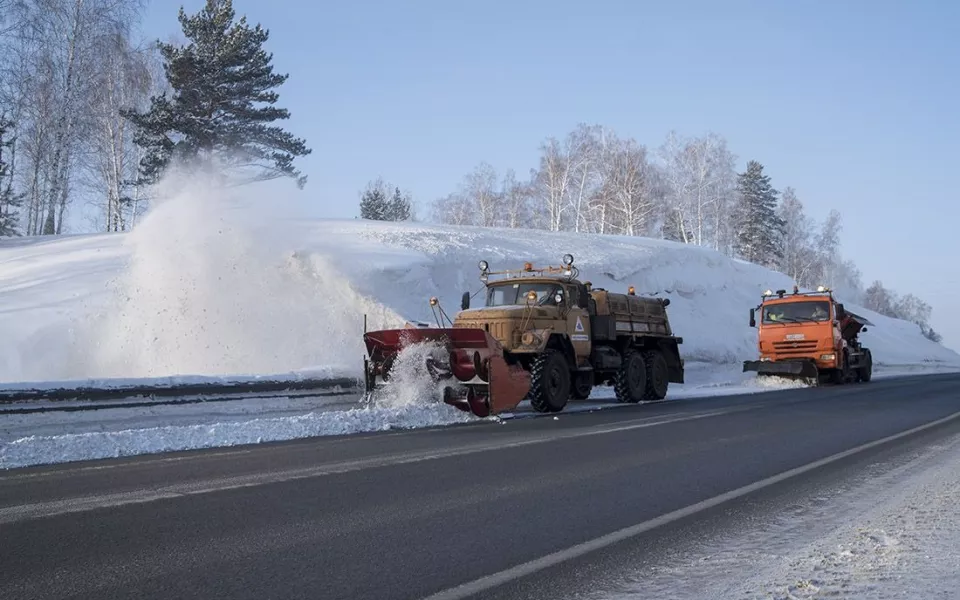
[820,353,836,361]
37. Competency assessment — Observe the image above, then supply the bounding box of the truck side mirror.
[749,308,756,328]
[461,291,470,310]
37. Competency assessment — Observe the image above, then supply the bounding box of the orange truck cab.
[743,285,874,384]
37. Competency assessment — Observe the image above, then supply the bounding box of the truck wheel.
[529,349,571,413]
[858,349,873,382]
[830,350,851,384]
[614,349,646,403]
[642,350,669,400]
[571,372,593,400]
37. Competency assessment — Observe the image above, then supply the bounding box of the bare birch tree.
[600,136,659,236]
[531,137,571,232]
[462,162,501,227]
[564,124,604,233]
[85,32,153,231]
[0,0,148,235]
[657,131,737,248]
[777,187,818,285]
[500,168,532,229]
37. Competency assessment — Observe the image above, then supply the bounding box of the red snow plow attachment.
[362,326,531,417]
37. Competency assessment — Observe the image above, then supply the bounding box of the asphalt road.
[2,372,960,600]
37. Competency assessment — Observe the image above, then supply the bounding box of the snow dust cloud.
[53,162,394,380]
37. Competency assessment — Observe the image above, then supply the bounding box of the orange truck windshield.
[762,300,831,324]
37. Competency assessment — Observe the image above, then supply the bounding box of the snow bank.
[1,178,957,386]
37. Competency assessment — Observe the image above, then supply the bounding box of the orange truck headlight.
[820,353,836,361]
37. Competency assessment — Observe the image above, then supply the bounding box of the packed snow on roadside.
[1,173,958,468]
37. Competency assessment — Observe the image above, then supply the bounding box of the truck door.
[567,286,591,366]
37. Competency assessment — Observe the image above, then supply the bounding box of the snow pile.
[0,174,957,386]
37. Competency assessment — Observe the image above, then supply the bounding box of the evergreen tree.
[359,178,390,220]
[387,186,412,221]
[732,160,784,267]
[0,114,23,236]
[122,0,311,188]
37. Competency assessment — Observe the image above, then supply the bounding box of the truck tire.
[571,372,593,400]
[858,349,873,382]
[642,349,669,400]
[529,349,571,413]
[830,350,852,384]
[614,349,646,403]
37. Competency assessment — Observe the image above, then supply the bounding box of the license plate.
[785,333,805,341]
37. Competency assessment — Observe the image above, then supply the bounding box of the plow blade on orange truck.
[743,359,820,380]
[362,327,531,418]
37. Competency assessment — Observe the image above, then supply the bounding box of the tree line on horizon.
[360,124,941,344]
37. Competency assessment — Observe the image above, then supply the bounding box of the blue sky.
[142,0,959,347]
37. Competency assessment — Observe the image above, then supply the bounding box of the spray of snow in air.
[55,162,404,380]
[363,340,464,410]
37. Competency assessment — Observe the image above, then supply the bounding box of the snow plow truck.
[362,254,685,417]
[743,285,874,384]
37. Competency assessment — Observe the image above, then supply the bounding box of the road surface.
[2,372,959,600]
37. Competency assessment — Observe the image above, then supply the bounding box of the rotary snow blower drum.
[362,325,531,418]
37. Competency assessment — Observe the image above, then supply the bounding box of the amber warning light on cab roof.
[762,284,832,299]
[477,253,578,283]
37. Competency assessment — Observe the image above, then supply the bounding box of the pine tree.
[387,186,412,221]
[122,0,311,188]
[0,114,23,236]
[732,160,784,267]
[359,178,390,220]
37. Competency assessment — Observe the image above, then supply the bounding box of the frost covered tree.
[776,187,818,286]
[123,0,311,188]
[86,31,157,232]
[599,136,660,236]
[863,281,896,315]
[862,280,942,343]
[732,160,784,267]
[500,168,533,229]
[0,113,23,236]
[386,186,412,221]
[657,131,737,249]
[359,177,390,220]
[1,0,147,235]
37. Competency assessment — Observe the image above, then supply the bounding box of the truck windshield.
[486,282,563,307]
[762,300,831,324]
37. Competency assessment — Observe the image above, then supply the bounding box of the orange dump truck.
[743,285,874,384]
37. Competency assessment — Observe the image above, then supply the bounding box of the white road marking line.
[0,406,752,524]
[419,408,960,600]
